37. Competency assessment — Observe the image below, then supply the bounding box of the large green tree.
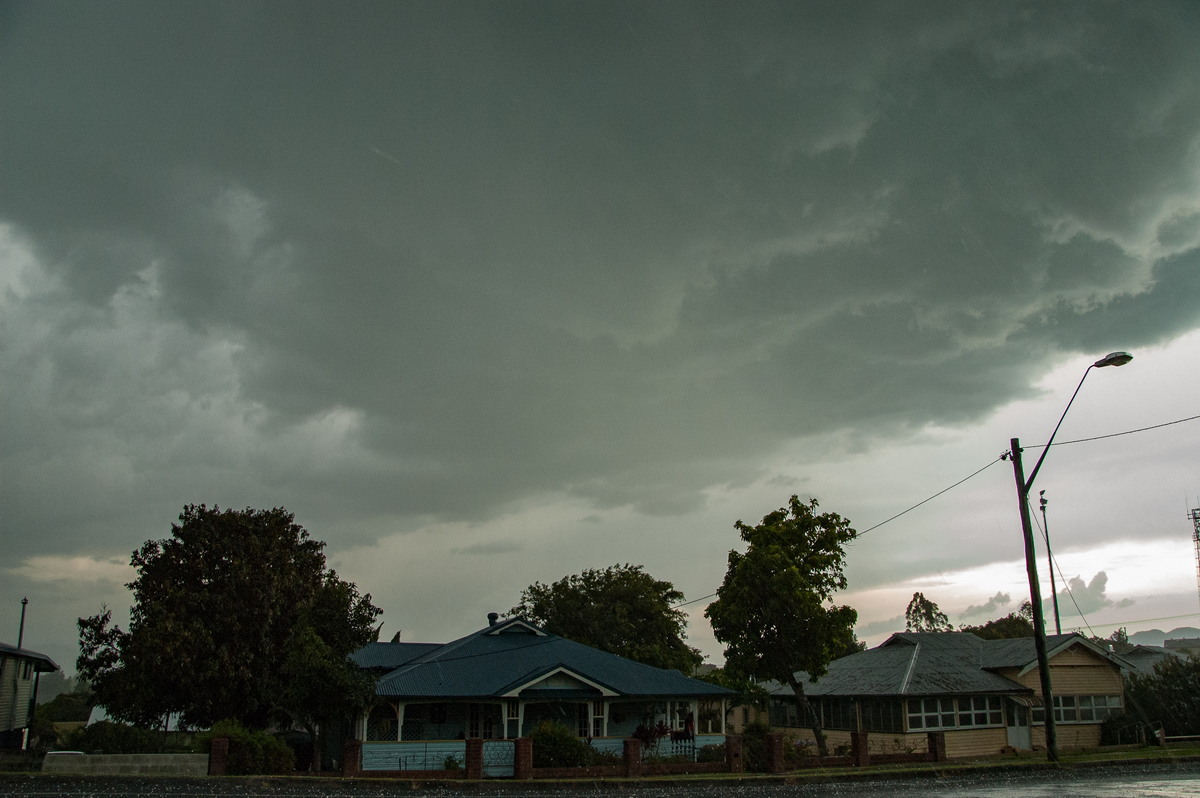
[705,496,857,756]
[511,563,703,674]
[77,505,381,739]
[905,592,952,632]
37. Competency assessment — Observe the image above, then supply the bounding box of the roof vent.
[487,612,500,626]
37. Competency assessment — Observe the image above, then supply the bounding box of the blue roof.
[357,618,733,701]
[352,641,441,670]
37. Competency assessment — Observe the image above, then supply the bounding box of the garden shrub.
[202,719,295,775]
[61,721,162,754]
[529,720,594,768]
[739,720,771,772]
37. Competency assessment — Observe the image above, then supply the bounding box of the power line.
[1026,413,1200,451]
[674,411,1200,611]
[856,457,1003,537]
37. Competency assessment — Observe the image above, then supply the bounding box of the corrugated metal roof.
[359,618,734,700]
[793,631,1131,700]
[351,641,441,670]
[800,633,1027,698]
[0,641,59,672]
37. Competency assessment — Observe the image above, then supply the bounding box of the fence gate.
[482,740,515,777]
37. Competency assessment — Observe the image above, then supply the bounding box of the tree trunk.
[306,721,321,772]
[787,676,827,757]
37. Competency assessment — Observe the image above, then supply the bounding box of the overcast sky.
[3,1,1200,673]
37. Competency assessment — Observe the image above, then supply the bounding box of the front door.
[1006,699,1031,750]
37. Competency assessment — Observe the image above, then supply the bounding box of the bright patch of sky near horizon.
[2,1,1199,671]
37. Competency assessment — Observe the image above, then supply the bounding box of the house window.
[770,698,802,728]
[957,696,1003,727]
[21,661,33,680]
[907,696,1003,730]
[861,699,904,733]
[1031,695,1122,724]
[467,703,497,738]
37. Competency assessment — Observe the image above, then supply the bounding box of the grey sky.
[3,1,1199,670]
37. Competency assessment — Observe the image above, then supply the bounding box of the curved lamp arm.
[1023,352,1132,492]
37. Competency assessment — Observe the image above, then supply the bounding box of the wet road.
[5,762,1200,797]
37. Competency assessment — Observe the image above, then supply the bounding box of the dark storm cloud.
[3,0,1200,569]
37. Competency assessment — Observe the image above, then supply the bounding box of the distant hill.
[1128,627,1200,646]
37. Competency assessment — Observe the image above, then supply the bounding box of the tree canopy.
[704,495,857,755]
[905,592,952,632]
[1125,655,1200,736]
[510,563,702,674]
[77,505,381,735]
[958,601,1035,639]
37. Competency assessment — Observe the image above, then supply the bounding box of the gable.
[486,619,546,637]
[506,666,616,698]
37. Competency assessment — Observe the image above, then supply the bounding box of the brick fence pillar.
[725,734,744,773]
[514,737,533,779]
[465,738,484,779]
[926,731,947,762]
[623,738,643,777]
[208,737,229,776]
[341,739,362,777]
[765,732,785,773]
[850,731,870,767]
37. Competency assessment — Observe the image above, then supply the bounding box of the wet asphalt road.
[4,762,1200,797]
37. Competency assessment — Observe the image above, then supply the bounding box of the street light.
[1007,351,1131,762]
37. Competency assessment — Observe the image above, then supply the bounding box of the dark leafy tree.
[77,505,381,742]
[705,496,857,756]
[1124,655,1200,736]
[958,601,1035,639]
[905,592,952,632]
[511,564,702,674]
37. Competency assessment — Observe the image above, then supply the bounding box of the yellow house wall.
[805,728,1008,760]
[1000,646,1123,694]
[1030,723,1103,750]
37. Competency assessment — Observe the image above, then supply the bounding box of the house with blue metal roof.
[350,615,734,773]
[744,631,1129,760]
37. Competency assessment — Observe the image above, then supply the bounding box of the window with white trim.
[907,696,1003,730]
[1031,695,1122,724]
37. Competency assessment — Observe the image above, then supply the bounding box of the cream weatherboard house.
[0,641,59,750]
[740,632,1129,759]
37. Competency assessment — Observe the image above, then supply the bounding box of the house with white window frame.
[741,631,1129,760]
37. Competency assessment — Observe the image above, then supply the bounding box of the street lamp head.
[1093,351,1133,368]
